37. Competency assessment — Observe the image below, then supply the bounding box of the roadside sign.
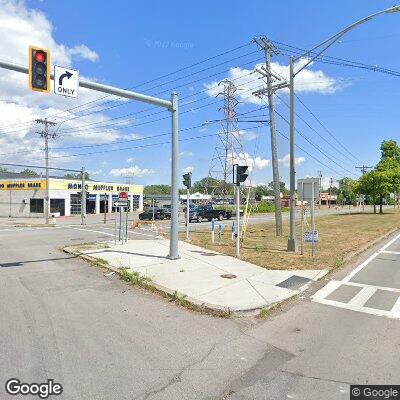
[113,201,128,207]
[297,178,320,203]
[119,191,128,201]
[54,65,79,98]
[304,230,319,243]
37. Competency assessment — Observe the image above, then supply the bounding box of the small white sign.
[113,201,128,207]
[54,65,79,98]
[304,230,319,243]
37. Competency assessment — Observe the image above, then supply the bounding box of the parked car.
[138,208,166,220]
[189,205,233,223]
[161,204,172,219]
[183,203,197,213]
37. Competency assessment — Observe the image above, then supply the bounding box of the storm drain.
[276,275,311,290]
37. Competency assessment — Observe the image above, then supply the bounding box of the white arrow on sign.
[54,65,79,98]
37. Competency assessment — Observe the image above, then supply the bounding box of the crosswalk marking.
[347,286,377,306]
[313,281,400,320]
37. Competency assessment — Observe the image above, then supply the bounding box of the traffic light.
[182,172,192,189]
[29,46,50,93]
[233,164,248,186]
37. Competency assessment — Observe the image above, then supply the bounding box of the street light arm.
[293,5,400,76]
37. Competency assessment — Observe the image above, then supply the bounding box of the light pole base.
[287,238,297,252]
[166,254,180,260]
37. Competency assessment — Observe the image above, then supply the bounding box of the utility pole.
[356,165,372,211]
[318,170,322,209]
[328,177,333,208]
[253,37,284,236]
[356,165,373,175]
[36,118,56,224]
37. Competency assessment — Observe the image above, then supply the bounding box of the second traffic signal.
[182,172,192,189]
[233,164,248,186]
[29,46,50,93]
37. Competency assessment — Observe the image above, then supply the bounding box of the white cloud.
[229,151,270,172]
[109,165,155,178]
[126,157,135,163]
[204,59,344,105]
[87,169,102,176]
[68,44,99,62]
[183,166,194,173]
[0,0,124,166]
[179,151,193,158]
[235,130,258,142]
[279,154,305,167]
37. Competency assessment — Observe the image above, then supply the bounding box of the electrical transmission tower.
[253,37,288,236]
[36,118,57,224]
[207,80,245,197]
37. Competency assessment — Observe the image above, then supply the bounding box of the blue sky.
[1,0,400,189]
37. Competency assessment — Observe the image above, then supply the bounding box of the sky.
[1,0,400,189]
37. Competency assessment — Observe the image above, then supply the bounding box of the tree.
[143,185,171,195]
[376,140,400,207]
[63,172,90,180]
[357,170,391,214]
[21,168,39,177]
[254,185,272,201]
[191,177,234,196]
[267,180,288,195]
[337,177,357,205]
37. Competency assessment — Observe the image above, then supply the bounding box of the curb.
[63,245,288,317]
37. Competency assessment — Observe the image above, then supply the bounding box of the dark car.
[138,208,166,220]
[183,203,196,213]
[161,204,172,219]
[189,205,232,223]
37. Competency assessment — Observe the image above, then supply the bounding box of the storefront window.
[70,194,81,215]
[30,198,43,213]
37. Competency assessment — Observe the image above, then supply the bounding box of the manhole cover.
[220,274,237,279]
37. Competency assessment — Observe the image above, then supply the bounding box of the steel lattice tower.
[207,80,245,196]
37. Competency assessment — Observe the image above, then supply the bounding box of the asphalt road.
[1,224,400,399]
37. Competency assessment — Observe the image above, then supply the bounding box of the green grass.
[120,268,152,285]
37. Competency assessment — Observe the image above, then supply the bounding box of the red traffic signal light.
[29,46,50,93]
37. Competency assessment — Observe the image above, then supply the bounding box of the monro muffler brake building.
[0,176,143,218]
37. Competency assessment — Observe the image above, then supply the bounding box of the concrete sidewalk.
[72,238,328,315]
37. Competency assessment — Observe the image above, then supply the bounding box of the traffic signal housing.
[233,164,248,186]
[29,46,50,93]
[182,172,192,189]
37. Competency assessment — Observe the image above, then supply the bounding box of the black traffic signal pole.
[182,172,192,240]
[233,164,248,258]
[0,58,181,260]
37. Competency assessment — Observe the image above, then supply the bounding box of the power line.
[0,42,255,131]
[274,108,357,177]
[275,92,360,167]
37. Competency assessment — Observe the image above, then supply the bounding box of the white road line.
[87,225,155,238]
[70,227,115,237]
[347,286,377,307]
[342,232,400,283]
[380,232,400,251]
[390,296,400,316]
[314,298,400,320]
[342,281,400,293]
[381,250,400,255]
[342,252,379,282]
[312,281,342,300]
[68,225,155,238]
